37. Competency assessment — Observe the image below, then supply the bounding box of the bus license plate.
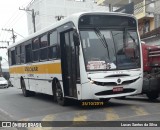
[113,87,123,92]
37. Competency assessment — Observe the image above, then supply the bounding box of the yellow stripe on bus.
[9,63,62,74]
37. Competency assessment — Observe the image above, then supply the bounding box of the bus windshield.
[80,29,140,71]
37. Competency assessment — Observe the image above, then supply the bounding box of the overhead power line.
[0,46,7,49]
[14,31,25,38]
[0,41,11,46]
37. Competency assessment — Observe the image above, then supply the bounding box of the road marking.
[24,109,160,130]
[104,108,120,121]
[73,111,87,121]
[131,106,149,116]
[42,114,55,121]
[0,107,15,119]
[19,118,29,121]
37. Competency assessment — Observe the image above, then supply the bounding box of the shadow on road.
[16,92,160,111]
[17,92,134,109]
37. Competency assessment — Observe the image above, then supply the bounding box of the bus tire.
[146,92,159,100]
[21,79,35,97]
[52,80,57,102]
[55,81,68,106]
[100,98,110,103]
[115,96,126,99]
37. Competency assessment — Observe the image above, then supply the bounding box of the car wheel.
[146,92,159,100]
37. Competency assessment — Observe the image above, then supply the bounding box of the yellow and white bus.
[8,12,143,105]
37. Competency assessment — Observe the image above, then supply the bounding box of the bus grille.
[94,77,140,86]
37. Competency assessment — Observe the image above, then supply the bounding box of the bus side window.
[49,31,57,46]
[48,46,57,59]
[48,30,58,59]
[25,44,32,63]
[20,44,25,64]
[32,37,39,62]
[11,50,16,65]
[40,34,48,60]
[16,46,21,64]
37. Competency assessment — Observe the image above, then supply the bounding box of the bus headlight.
[88,78,94,84]
[90,80,94,84]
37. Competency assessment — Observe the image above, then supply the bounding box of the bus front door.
[60,30,79,98]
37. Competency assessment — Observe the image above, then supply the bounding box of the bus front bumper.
[81,77,143,100]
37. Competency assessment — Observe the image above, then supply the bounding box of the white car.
[0,77,8,88]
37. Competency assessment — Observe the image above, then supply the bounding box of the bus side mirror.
[73,31,80,46]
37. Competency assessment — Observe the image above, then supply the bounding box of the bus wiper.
[94,27,107,48]
[94,27,110,59]
[128,32,136,43]
[124,27,136,43]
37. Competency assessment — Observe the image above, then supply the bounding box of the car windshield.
[0,77,6,81]
[80,29,140,71]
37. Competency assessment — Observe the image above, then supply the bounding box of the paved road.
[0,87,160,130]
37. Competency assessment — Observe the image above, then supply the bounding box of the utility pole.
[0,56,2,77]
[109,4,113,12]
[1,28,16,43]
[19,7,36,33]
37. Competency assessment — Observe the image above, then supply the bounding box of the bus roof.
[8,11,136,49]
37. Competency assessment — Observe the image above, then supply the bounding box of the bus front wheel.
[55,81,68,106]
[100,98,111,103]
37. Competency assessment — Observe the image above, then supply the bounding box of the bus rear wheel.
[55,81,68,106]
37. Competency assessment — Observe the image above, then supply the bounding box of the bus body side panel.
[9,66,24,89]
[25,61,62,95]
[9,61,62,96]
[77,44,92,100]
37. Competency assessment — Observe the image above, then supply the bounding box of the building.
[26,0,108,34]
[141,0,160,45]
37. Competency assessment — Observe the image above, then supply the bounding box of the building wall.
[141,0,160,45]
[134,0,146,20]
[27,0,108,34]
[150,18,154,31]
[138,18,154,36]
[154,0,160,28]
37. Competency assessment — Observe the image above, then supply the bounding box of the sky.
[0,0,32,68]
